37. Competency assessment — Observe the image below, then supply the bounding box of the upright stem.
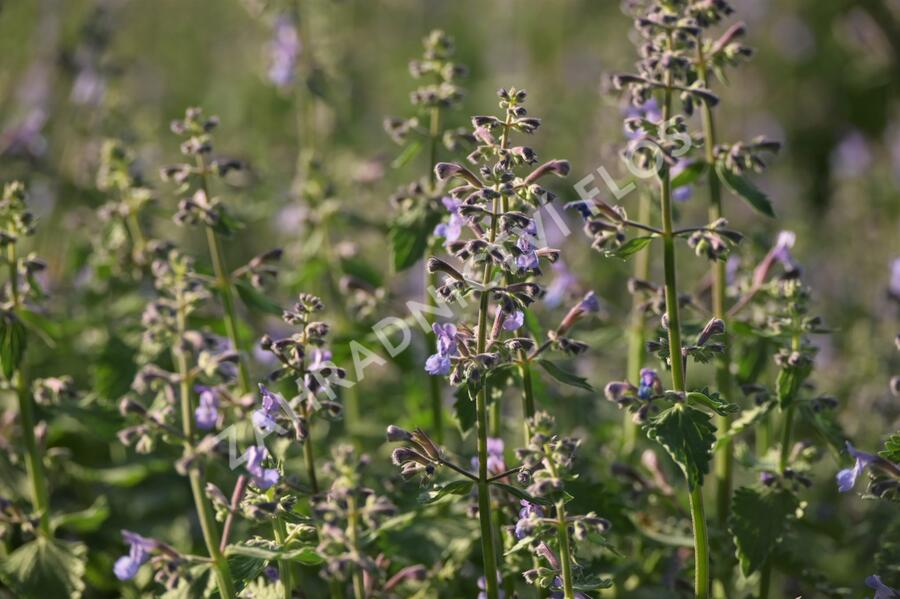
[518,351,536,445]
[555,500,575,599]
[426,103,445,443]
[195,156,251,395]
[301,399,320,494]
[660,70,709,599]
[272,518,294,599]
[623,191,651,454]
[8,245,50,535]
[347,491,366,599]
[174,285,235,599]
[696,37,735,529]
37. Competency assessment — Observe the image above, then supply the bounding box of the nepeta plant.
[385,29,470,443]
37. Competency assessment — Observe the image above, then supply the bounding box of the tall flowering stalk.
[119,248,236,597]
[161,108,255,395]
[385,29,469,443]
[1,182,50,534]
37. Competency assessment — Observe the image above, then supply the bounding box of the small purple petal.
[502,310,525,331]
[425,353,451,376]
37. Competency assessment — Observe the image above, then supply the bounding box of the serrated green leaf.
[716,162,775,218]
[776,362,811,409]
[535,359,593,391]
[419,479,474,504]
[235,280,283,315]
[389,205,441,272]
[686,390,740,416]
[0,311,27,380]
[644,404,716,489]
[729,486,798,576]
[671,161,707,188]
[880,433,900,463]
[0,537,86,599]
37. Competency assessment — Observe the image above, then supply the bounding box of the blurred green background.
[0,0,898,596]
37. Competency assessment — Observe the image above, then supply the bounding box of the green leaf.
[671,161,707,188]
[226,542,324,565]
[453,385,476,435]
[51,496,109,533]
[716,161,775,218]
[391,140,423,169]
[418,479,474,504]
[235,280,283,315]
[0,537,87,599]
[339,256,383,288]
[606,236,654,260]
[880,433,900,463]
[17,308,60,347]
[729,486,798,576]
[715,401,775,448]
[644,404,716,490]
[491,482,552,506]
[776,362,811,409]
[686,390,740,416]
[573,576,614,591]
[535,359,593,392]
[389,205,442,272]
[0,311,27,380]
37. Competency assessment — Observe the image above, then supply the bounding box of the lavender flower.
[514,500,544,539]
[194,385,219,430]
[433,197,464,247]
[890,257,900,299]
[252,384,282,434]
[502,310,525,331]
[244,445,280,490]
[544,260,577,308]
[867,575,900,599]
[113,530,157,581]
[268,15,300,89]
[425,323,457,376]
[836,442,892,493]
[516,235,540,272]
[637,368,662,400]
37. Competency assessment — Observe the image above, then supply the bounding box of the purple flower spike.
[502,310,525,331]
[244,445,280,490]
[836,441,879,493]
[516,236,540,271]
[867,575,900,599]
[113,530,157,581]
[194,385,219,431]
[425,323,458,376]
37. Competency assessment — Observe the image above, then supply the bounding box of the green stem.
[624,191,651,455]
[660,67,709,599]
[174,285,235,599]
[778,406,795,474]
[518,352,536,445]
[273,518,294,599]
[195,156,251,395]
[301,400,319,494]
[689,486,710,599]
[696,34,735,530]
[759,559,771,599]
[8,245,50,535]
[555,500,575,599]
[475,291,500,599]
[425,104,445,443]
[347,492,366,599]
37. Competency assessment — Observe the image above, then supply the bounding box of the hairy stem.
[174,284,235,599]
[555,500,576,599]
[301,399,320,494]
[660,68,709,599]
[273,517,294,599]
[624,191,651,454]
[518,351,536,445]
[196,156,251,395]
[696,35,735,530]
[8,245,50,534]
[347,491,366,599]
